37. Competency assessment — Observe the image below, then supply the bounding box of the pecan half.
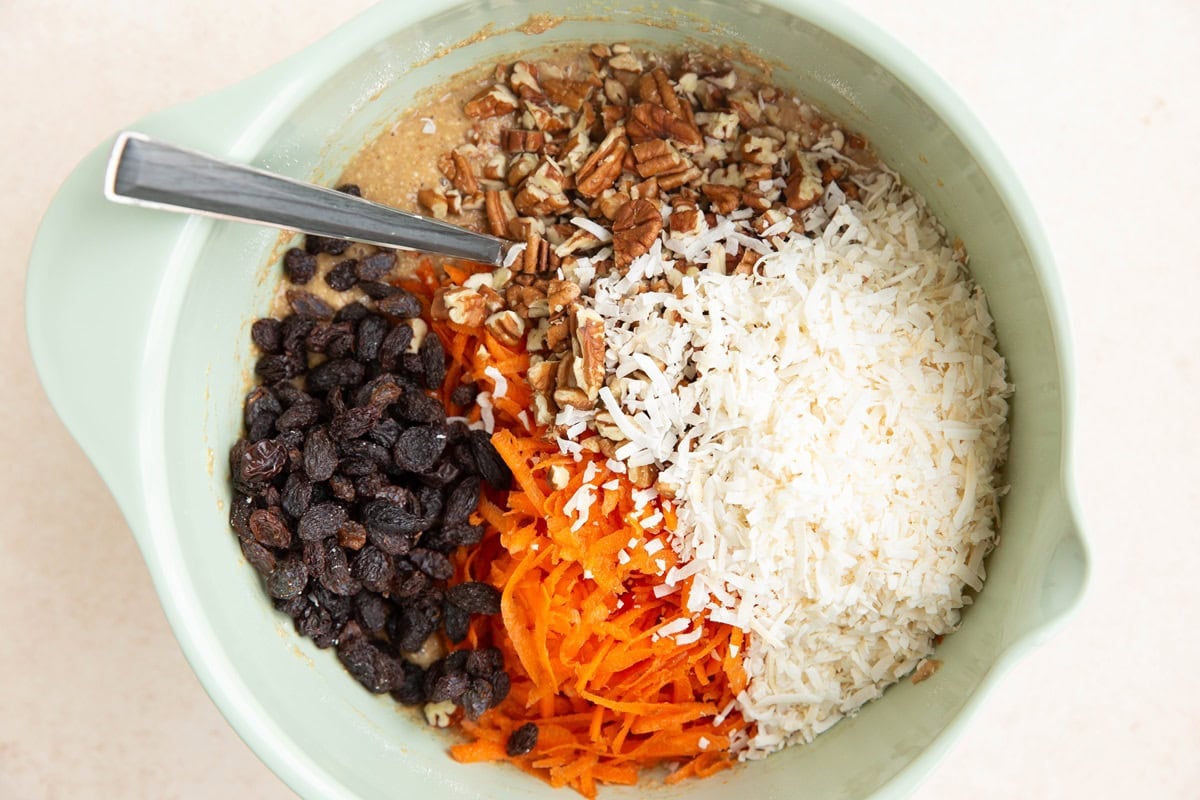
[631,138,688,178]
[575,127,629,198]
[464,85,518,119]
[484,189,518,238]
[448,150,479,195]
[784,153,823,211]
[542,76,597,112]
[611,198,662,269]
[570,306,606,402]
[431,287,487,327]
[626,103,703,149]
[701,183,741,215]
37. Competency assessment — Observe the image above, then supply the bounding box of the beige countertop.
[2,1,1197,797]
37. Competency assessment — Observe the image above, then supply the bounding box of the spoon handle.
[104,131,508,267]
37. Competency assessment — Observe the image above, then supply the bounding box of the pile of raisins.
[228,218,514,722]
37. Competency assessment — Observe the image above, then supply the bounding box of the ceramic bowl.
[26,1,1088,797]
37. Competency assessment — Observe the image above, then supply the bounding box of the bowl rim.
[26,1,1090,798]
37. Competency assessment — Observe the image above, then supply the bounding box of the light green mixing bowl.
[25,1,1088,797]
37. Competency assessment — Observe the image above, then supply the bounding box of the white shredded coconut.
[419,117,436,134]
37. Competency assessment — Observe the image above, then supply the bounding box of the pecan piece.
[431,287,487,328]
[485,310,525,347]
[448,150,479,195]
[669,204,703,236]
[784,154,823,211]
[541,76,597,112]
[701,183,741,215]
[570,305,605,402]
[464,85,518,119]
[637,67,686,120]
[502,129,546,153]
[484,189,518,239]
[546,279,581,316]
[626,103,703,149]
[631,138,688,179]
[611,198,662,270]
[417,187,449,219]
[575,127,629,198]
[513,157,571,217]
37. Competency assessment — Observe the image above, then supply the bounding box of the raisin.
[392,603,438,653]
[334,301,370,323]
[240,538,277,575]
[418,458,461,489]
[255,352,302,382]
[506,723,538,757]
[325,331,356,359]
[447,581,501,615]
[328,474,356,502]
[490,671,511,704]
[296,601,335,645]
[420,523,483,553]
[400,352,426,380]
[229,492,255,540]
[275,398,320,432]
[416,485,444,524]
[303,428,338,481]
[443,478,480,525]
[272,380,308,407]
[394,390,446,425]
[358,280,399,300]
[410,548,454,581]
[341,439,392,471]
[238,438,289,485]
[351,546,395,593]
[279,473,313,519]
[465,647,504,677]
[356,251,397,282]
[287,290,335,321]
[450,382,478,407]
[307,358,366,394]
[379,324,414,372]
[429,671,470,703]
[325,258,359,292]
[251,318,283,353]
[355,314,389,363]
[331,406,379,441]
[249,508,292,549]
[305,234,351,256]
[355,591,392,638]
[337,520,368,551]
[461,678,494,720]
[336,627,400,693]
[283,247,318,284]
[467,430,513,490]
[318,538,361,596]
[377,290,422,318]
[393,425,446,473]
[306,321,352,353]
[244,386,282,430]
[298,502,348,541]
[391,566,431,599]
[419,333,447,390]
[367,418,402,450]
[337,183,362,197]
[442,601,470,644]
[375,484,415,508]
[265,555,308,600]
[389,662,427,706]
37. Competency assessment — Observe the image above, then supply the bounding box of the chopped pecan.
[611,198,662,270]
[603,77,628,105]
[501,129,546,153]
[522,96,568,133]
[737,134,781,166]
[631,138,688,178]
[784,154,823,211]
[656,165,702,192]
[527,359,556,392]
[417,187,449,219]
[575,127,629,198]
[607,49,644,73]
[546,279,581,316]
[726,89,763,126]
[626,103,703,149]
[509,61,541,97]
[628,464,657,489]
[593,411,623,441]
[669,204,703,236]
[485,310,525,347]
[631,177,659,200]
[553,386,593,410]
[431,286,487,327]
[911,659,942,684]
[701,183,741,215]
[464,84,518,119]
[513,157,571,217]
[542,76,597,111]
[544,316,570,351]
[600,104,627,131]
[637,68,686,120]
[506,152,539,186]
[484,189,518,238]
[504,283,544,317]
[554,228,603,257]
[570,306,606,402]
[733,248,760,275]
[520,232,552,274]
[595,190,630,221]
[449,150,479,195]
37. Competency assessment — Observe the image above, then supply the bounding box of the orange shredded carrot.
[404,261,748,797]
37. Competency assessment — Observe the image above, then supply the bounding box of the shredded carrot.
[407,261,748,797]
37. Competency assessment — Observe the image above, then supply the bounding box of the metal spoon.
[103,131,508,266]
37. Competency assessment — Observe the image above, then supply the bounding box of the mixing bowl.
[25,1,1089,797]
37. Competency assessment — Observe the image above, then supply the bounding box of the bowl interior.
[156,1,1077,797]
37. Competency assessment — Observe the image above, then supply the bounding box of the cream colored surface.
[1,1,1196,798]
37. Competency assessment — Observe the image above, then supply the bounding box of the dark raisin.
[303,428,338,481]
[367,418,402,450]
[280,315,315,354]
[287,290,335,321]
[274,593,310,619]
[331,406,379,441]
[450,382,478,407]
[392,603,438,653]
[249,508,292,549]
[429,671,470,703]
[280,473,313,519]
[229,492,255,540]
[379,324,414,371]
[489,671,511,704]
[393,425,446,473]
[337,520,368,551]
[389,662,427,706]
[337,183,362,197]
[442,601,470,644]
[283,247,318,284]
[363,501,425,554]
[240,538,277,575]
[374,484,415,508]
[328,474,356,502]
[265,555,308,600]
[391,566,431,599]
[334,301,370,323]
[461,678,494,720]
[394,390,446,425]
[356,251,397,282]
[417,458,461,489]
[318,538,361,596]
[325,259,359,292]
[465,647,504,677]
[355,315,389,363]
[443,478,481,525]
[358,280,399,300]
[325,331,356,359]
[449,442,477,473]
[306,321,352,353]
[255,352,302,382]
[336,627,400,693]
[307,358,366,394]
[377,290,422,318]
[341,439,392,471]
[355,591,392,638]
[275,398,320,432]
[420,522,483,553]
[305,234,350,256]
[247,412,277,442]
[467,430,513,490]
[272,380,308,406]
[351,546,395,593]
[251,318,283,353]
[244,385,282,428]
[506,723,538,757]
[416,485,444,524]
[410,548,454,581]
[237,438,288,485]
[298,502,347,541]
[400,351,426,380]
[447,581,501,615]
[419,333,447,390]
[296,601,335,646]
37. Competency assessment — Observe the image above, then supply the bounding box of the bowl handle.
[1028,482,1091,640]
